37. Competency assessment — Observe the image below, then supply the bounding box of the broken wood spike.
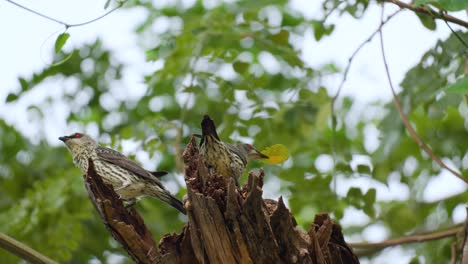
[84,159,159,264]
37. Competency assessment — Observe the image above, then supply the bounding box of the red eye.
[74,133,82,138]
[247,144,253,149]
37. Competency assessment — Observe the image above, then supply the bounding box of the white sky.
[0,0,466,262]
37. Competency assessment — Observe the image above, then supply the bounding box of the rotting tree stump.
[83,136,360,264]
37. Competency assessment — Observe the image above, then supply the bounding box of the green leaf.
[324,24,335,35]
[415,0,468,11]
[409,256,421,264]
[443,77,468,93]
[19,77,28,92]
[312,21,335,40]
[5,93,18,102]
[438,0,468,10]
[282,13,303,26]
[233,61,249,74]
[364,188,376,205]
[145,41,176,61]
[416,13,436,30]
[312,21,325,41]
[104,0,112,9]
[270,30,289,45]
[356,164,372,174]
[346,187,362,199]
[54,33,70,53]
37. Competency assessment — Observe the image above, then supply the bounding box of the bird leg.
[123,198,138,208]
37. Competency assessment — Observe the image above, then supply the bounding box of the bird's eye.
[247,144,253,149]
[74,133,82,138]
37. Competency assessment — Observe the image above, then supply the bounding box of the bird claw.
[123,199,137,208]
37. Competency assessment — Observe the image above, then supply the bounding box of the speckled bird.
[199,115,268,186]
[59,133,186,214]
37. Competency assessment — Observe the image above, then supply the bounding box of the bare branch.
[350,225,463,251]
[461,207,468,263]
[451,242,457,264]
[4,0,126,28]
[378,3,468,184]
[331,9,401,104]
[0,233,58,264]
[384,0,468,29]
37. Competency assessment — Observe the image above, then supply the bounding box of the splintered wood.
[157,136,359,264]
[84,159,159,264]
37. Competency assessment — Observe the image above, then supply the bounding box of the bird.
[59,133,186,214]
[199,115,268,186]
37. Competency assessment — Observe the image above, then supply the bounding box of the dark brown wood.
[84,159,159,264]
[156,136,359,263]
[84,136,359,263]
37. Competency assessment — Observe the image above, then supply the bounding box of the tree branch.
[461,207,468,263]
[384,0,468,29]
[4,0,126,28]
[350,225,463,252]
[0,233,58,264]
[378,3,468,184]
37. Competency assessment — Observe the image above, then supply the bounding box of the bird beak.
[254,149,269,159]
[58,136,69,142]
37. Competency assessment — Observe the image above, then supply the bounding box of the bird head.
[59,133,97,154]
[237,143,269,161]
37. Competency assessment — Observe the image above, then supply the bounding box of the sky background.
[0,0,466,263]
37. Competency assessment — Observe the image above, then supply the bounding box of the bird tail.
[167,194,186,215]
[149,187,186,214]
[201,115,220,142]
[149,170,168,178]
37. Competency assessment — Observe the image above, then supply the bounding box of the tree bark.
[84,136,360,264]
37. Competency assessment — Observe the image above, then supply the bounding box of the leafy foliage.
[1,0,466,263]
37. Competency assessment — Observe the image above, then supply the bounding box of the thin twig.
[378,3,468,184]
[331,9,401,103]
[329,9,401,192]
[4,0,126,28]
[0,233,58,264]
[451,242,457,264]
[322,1,345,23]
[350,225,463,249]
[384,0,468,29]
[461,207,468,263]
[443,19,468,51]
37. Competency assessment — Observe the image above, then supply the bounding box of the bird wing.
[226,143,248,165]
[95,146,165,188]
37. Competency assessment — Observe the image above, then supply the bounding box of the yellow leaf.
[260,144,289,164]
